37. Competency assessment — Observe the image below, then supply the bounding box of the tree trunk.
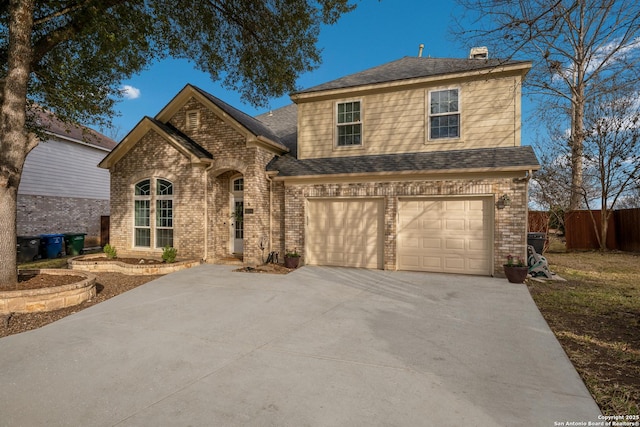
[0,186,18,286]
[0,0,35,286]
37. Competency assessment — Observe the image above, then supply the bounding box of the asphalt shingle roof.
[191,85,288,151]
[34,109,117,150]
[267,146,540,177]
[255,104,298,157]
[148,117,213,160]
[296,57,530,94]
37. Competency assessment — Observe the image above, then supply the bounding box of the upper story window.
[429,89,460,140]
[336,101,362,147]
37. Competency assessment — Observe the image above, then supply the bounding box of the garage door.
[397,197,492,275]
[306,199,384,268]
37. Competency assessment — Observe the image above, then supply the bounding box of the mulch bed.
[2,274,84,291]
[82,257,165,265]
[1,271,162,338]
[234,263,293,274]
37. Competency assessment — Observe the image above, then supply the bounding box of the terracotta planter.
[284,256,300,269]
[504,266,529,283]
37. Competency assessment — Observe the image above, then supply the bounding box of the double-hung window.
[134,180,151,247]
[429,89,460,140]
[133,178,174,248]
[155,179,173,248]
[336,101,362,147]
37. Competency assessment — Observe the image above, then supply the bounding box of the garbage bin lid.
[40,233,64,237]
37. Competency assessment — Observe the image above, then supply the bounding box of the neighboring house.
[99,53,540,276]
[18,111,117,248]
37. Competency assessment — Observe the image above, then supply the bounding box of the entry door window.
[232,177,244,253]
[234,201,244,239]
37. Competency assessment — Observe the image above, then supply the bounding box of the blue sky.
[104,1,533,143]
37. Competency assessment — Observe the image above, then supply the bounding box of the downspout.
[203,161,214,262]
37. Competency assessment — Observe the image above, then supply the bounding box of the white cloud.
[121,85,141,100]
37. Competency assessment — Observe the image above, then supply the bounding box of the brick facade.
[17,194,109,247]
[105,89,532,277]
[109,98,280,266]
[280,176,528,275]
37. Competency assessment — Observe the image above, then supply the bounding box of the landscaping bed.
[1,270,161,337]
[68,253,200,275]
[528,251,640,415]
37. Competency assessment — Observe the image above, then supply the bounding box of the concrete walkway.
[0,265,600,426]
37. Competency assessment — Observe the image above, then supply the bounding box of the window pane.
[156,229,173,248]
[157,179,173,196]
[135,180,150,196]
[135,200,150,226]
[233,178,244,191]
[135,228,150,247]
[156,200,173,227]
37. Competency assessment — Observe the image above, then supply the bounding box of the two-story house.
[18,110,117,248]
[99,55,540,276]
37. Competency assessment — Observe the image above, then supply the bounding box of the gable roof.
[295,56,531,95]
[34,109,117,151]
[189,85,286,150]
[267,146,540,178]
[98,116,212,169]
[147,118,213,160]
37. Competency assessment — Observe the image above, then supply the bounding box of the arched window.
[134,179,151,247]
[155,179,173,248]
[133,178,174,248]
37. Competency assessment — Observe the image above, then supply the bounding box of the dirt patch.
[234,263,292,274]
[1,272,161,338]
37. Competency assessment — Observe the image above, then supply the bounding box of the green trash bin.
[63,233,87,256]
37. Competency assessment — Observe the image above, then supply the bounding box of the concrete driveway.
[0,265,600,426]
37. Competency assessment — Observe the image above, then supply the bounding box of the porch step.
[212,256,244,266]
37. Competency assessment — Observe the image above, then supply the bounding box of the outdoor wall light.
[497,194,511,209]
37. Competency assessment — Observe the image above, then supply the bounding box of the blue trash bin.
[40,234,65,259]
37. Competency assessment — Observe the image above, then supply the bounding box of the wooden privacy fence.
[562,209,640,251]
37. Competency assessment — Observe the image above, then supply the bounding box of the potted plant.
[284,248,300,269]
[503,254,528,283]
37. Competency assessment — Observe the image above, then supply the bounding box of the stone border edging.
[1,269,96,315]
[67,254,201,275]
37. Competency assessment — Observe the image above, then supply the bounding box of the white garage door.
[397,197,492,275]
[306,199,384,269]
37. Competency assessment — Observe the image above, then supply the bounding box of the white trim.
[427,87,461,142]
[334,98,364,150]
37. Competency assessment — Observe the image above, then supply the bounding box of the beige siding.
[297,75,522,159]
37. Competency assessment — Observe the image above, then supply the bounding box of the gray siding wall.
[19,137,111,199]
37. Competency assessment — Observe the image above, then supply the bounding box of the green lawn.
[528,250,640,415]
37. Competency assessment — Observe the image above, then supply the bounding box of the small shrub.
[285,248,300,258]
[103,244,117,259]
[162,245,178,263]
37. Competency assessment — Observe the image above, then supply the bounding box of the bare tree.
[454,0,640,210]
[580,86,640,249]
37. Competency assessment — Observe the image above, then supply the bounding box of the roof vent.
[469,46,489,59]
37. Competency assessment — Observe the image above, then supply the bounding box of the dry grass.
[528,250,640,415]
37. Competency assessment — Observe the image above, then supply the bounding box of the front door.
[231,177,244,254]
